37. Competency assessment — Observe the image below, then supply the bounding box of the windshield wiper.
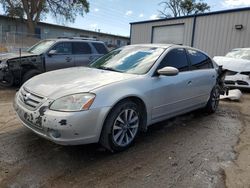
[98,66,122,73]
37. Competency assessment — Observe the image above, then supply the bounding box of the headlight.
[0,61,8,70]
[50,93,96,112]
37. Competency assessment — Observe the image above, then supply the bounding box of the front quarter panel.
[90,76,153,125]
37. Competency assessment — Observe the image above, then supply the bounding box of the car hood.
[24,67,137,99]
[213,56,250,72]
[0,52,37,61]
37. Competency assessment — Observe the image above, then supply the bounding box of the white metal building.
[130,7,250,57]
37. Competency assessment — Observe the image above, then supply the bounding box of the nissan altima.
[14,44,220,152]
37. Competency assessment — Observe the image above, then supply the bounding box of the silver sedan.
[14,44,220,152]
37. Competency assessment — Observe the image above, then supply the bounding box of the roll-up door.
[152,24,184,45]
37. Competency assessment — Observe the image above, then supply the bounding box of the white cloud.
[94,8,99,12]
[90,24,98,29]
[139,13,144,18]
[222,0,250,8]
[125,10,133,16]
[150,14,159,20]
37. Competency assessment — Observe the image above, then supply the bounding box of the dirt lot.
[0,87,249,188]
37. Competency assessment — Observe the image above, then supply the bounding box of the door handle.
[187,81,192,85]
[65,57,72,62]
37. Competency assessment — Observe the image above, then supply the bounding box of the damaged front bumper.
[0,66,15,86]
[224,74,250,89]
[0,69,4,81]
[14,91,111,145]
[0,61,9,80]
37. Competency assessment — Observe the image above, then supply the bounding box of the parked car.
[14,44,220,152]
[0,37,108,87]
[214,48,250,89]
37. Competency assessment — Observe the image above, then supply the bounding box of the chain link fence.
[0,32,42,53]
[0,31,129,53]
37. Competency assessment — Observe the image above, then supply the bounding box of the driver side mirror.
[157,66,179,76]
[48,50,57,57]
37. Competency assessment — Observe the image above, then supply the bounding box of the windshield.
[226,49,250,61]
[27,40,56,54]
[90,46,165,75]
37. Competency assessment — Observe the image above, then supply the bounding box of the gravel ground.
[0,87,249,188]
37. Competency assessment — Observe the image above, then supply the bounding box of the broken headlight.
[0,61,8,70]
[49,93,96,112]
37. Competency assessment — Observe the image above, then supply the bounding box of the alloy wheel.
[112,109,139,147]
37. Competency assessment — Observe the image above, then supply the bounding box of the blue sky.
[2,0,250,36]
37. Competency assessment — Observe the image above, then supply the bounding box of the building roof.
[130,6,250,25]
[0,14,129,39]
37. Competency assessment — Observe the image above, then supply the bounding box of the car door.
[186,49,217,105]
[73,42,93,67]
[151,48,197,122]
[45,42,74,71]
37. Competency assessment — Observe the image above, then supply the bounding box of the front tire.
[100,101,141,152]
[21,69,40,85]
[0,73,14,87]
[205,85,220,113]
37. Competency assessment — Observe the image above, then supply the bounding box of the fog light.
[48,129,61,138]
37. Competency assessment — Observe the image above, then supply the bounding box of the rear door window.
[158,48,189,72]
[72,42,92,54]
[92,43,108,54]
[187,49,213,69]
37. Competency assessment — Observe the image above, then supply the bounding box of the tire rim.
[112,109,139,147]
[211,87,220,110]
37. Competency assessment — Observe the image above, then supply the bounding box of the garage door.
[152,24,184,45]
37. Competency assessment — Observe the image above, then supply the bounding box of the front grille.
[224,80,235,85]
[18,87,45,110]
[226,70,238,76]
[241,72,250,77]
[236,80,249,86]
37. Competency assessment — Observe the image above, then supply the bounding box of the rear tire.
[100,101,141,152]
[205,85,220,113]
[21,69,40,85]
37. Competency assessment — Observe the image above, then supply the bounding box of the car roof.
[127,44,207,54]
[128,43,174,49]
[45,38,105,44]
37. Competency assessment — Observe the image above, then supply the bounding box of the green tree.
[0,0,89,34]
[159,0,210,18]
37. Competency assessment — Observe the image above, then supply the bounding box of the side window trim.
[48,42,72,55]
[89,43,98,54]
[154,48,190,75]
[91,42,109,54]
[187,49,213,70]
[72,42,92,55]
[184,48,192,71]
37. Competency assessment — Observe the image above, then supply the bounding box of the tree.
[194,1,210,14]
[0,0,89,34]
[159,0,182,18]
[159,0,210,18]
